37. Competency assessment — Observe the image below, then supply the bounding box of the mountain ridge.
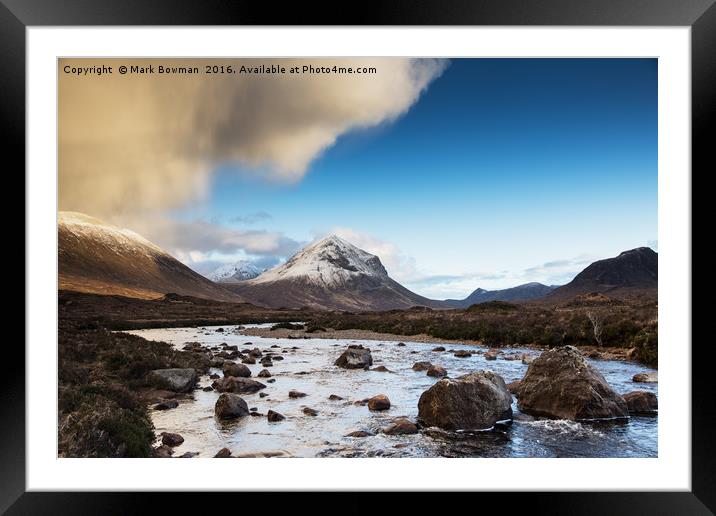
[444,282,556,308]
[546,247,657,301]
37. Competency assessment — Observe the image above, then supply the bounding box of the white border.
[27,27,691,491]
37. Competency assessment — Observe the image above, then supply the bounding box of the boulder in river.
[147,368,197,392]
[222,362,251,378]
[345,430,374,437]
[412,361,432,372]
[417,371,512,431]
[214,447,232,458]
[633,372,658,383]
[289,390,307,399]
[367,394,391,411]
[517,346,628,420]
[623,391,658,415]
[334,345,373,369]
[453,350,472,358]
[257,369,272,378]
[160,432,184,447]
[484,351,499,361]
[432,346,446,352]
[214,393,249,420]
[426,365,448,378]
[328,394,344,401]
[267,410,286,422]
[241,356,256,365]
[212,377,266,394]
[383,417,419,435]
[303,407,319,416]
[154,400,179,411]
[371,365,391,372]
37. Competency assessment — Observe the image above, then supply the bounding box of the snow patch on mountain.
[249,235,388,287]
[208,261,263,283]
[58,211,165,258]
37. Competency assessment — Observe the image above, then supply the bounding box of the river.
[126,323,658,458]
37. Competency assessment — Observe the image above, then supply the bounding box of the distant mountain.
[547,247,657,301]
[226,235,443,311]
[445,282,556,308]
[208,261,263,283]
[58,211,243,302]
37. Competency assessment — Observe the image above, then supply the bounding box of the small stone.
[367,394,391,411]
[154,401,179,411]
[426,365,448,378]
[345,430,373,438]
[383,417,418,435]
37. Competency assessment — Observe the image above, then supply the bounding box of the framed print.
[7,0,713,513]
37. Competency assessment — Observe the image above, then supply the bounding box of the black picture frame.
[6,0,712,513]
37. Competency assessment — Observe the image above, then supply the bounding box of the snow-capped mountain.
[58,211,243,302]
[208,261,263,283]
[227,235,442,311]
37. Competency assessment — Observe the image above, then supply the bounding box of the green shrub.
[632,329,658,368]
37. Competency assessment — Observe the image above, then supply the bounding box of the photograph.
[57,57,659,459]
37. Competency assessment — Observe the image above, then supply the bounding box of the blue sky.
[175,58,657,299]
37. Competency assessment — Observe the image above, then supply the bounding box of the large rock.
[222,362,251,378]
[214,393,249,419]
[147,368,197,392]
[417,371,512,431]
[517,346,628,420]
[334,345,373,369]
[412,361,432,371]
[211,376,266,394]
[623,391,658,415]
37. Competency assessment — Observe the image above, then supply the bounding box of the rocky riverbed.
[126,323,658,458]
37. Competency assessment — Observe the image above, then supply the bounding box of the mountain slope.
[445,282,556,308]
[58,211,244,301]
[208,261,263,283]
[546,247,657,301]
[227,235,443,311]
